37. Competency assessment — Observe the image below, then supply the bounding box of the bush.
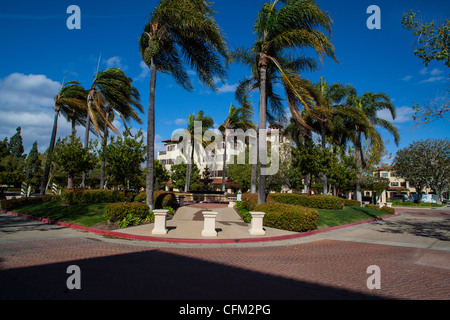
[1,195,61,211]
[134,191,179,209]
[343,199,361,207]
[268,193,345,210]
[104,202,153,226]
[60,189,136,205]
[241,193,258,211]
[380,206,395,214]
[255,202,319,232]
[235,201,252,223]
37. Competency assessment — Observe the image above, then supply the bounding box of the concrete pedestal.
[249,212,266,236]
[152,209,169,235]
[202,211,218,237]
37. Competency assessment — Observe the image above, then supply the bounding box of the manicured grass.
[13,201,109,227]
[317,206,393,229]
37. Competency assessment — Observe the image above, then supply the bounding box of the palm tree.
[232,0,337,204]
[185,110,214,192]
[83,67,143,188]
[345,91,400,203]
[40,81,88,195]
[138,0,230,210]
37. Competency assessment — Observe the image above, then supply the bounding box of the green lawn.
[14,201,109,227]
[317,206,392,229]
[11,201,393,231]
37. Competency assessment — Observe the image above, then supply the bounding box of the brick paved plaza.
[0,207,449,301]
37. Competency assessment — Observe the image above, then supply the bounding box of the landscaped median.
[236,193,396,232]
[1,190,398,241]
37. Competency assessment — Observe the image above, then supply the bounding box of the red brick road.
[1,209,449,301]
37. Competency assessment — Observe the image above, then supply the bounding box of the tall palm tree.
[232,0,337,204]
[345,91,400,203]
[83,67,143,188]
[40,81,88,195]
[185,110,214,192]
[138,0,230,210]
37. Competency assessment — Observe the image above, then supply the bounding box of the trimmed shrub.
[60,189,133,205]
[1,195,61,211]
[104,202,153,224]
[343,199,361,207]
[241,193,258,211]
[134,191,179,209]
[380,206,396,214]
[268,193,345,210]
[255,202,319,232]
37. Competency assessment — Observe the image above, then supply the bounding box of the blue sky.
[0,0,448,164]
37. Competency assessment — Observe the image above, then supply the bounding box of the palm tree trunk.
[146,59,157,211]
[100,109,110,189]
[185,136,195,192]
[81,111,91,189]
[321,122,328,195]
[221,133,227,193]
[355,130,363,204]
[258,62,268,205]
[40,108,60,195]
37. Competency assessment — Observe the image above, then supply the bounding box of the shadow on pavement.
[0,249,386,300]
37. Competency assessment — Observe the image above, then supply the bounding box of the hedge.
[104,202,153,224]
[255,202,319,232]
[60,189,135,205]
[343,199,361,207]
[1,195,61,211]
[364,203,396,214]
[267,193,345,210]
[134,191,179,209]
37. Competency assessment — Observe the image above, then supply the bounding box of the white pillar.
[249,212,266,236]
[152,209,169,235]
[202,211,218,237]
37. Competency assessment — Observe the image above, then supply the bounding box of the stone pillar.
[202,211,218,237]
[152,209,169,235]
[249,212,266,236]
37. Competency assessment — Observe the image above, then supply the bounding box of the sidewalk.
[112,204,298,240]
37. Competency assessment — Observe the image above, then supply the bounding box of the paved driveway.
[0,207,449,301]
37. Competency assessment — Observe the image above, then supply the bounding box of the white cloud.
[175,118,187,125]
[419,76,445,84]
[217,83,238,94]
[104,56,127,70]
[134,61,150,81]
[377,106,414,123]
[0,73,84,153]
[400,75,412,81]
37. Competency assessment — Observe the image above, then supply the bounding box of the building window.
[381,172,389,178]
[391,182,399,187]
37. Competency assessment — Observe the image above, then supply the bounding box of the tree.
[84,67,143,188]
[101,129,146,196]
[138,0,229,210]
[153,159,170,190]
[402,10,449,125]
[345,91,400,204]
[170,163,200,192]
[51,135,96,190]
[184,110,214,192]
[232,0,337,204]
[8,127,25,159]
[25,141,42,193]
[40,81,88,195]
[394,138,450,202]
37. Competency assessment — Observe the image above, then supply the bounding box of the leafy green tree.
[170,163,200,192]
[226,146,255,192]
[101,129,146,196]
[138,0,229,209]
[8,127,25,159]
[154,159,170,190]
[394,138,449,202]
[232,0,337,204]
[51,135,97,190]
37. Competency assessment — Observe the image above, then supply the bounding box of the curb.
[0,209,400,244]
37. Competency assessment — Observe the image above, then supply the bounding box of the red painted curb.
[0,209,400,244]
